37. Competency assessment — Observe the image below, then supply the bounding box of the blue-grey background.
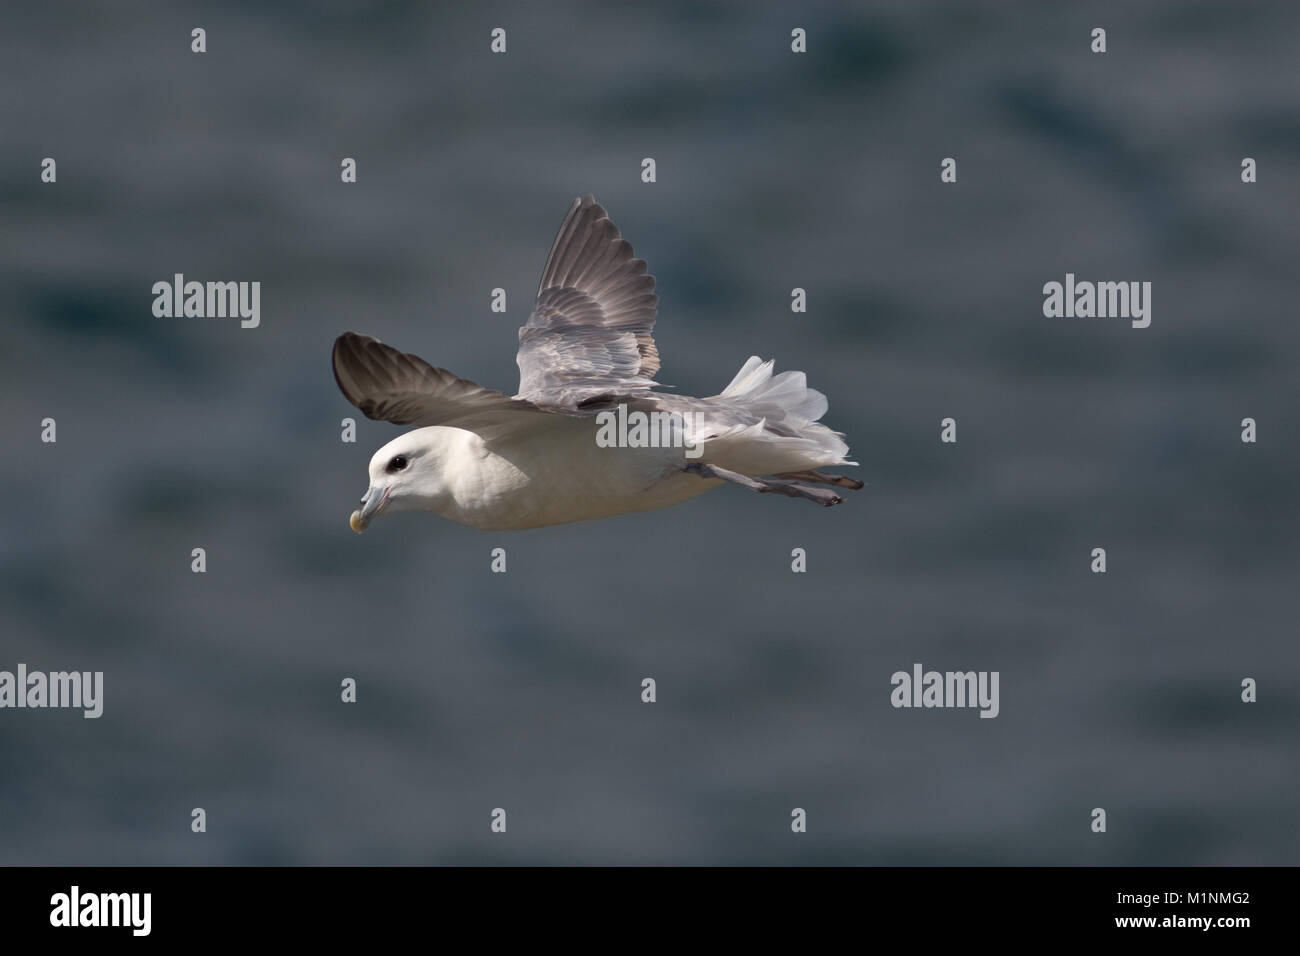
[2,1,1297,865]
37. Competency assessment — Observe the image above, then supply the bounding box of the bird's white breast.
[436,417,717,530]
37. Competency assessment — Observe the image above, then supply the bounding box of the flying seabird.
[333,196,862,532]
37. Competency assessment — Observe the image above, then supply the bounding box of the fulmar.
[333,196,862,532]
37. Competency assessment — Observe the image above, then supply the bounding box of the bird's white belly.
[438,419,718,530]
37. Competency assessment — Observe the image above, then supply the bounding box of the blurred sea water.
[0,1,1297,864]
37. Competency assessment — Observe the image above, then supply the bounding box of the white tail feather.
[720,355,830,422]
[705,356,855,474]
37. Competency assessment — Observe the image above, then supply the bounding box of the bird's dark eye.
[386,455,409,473]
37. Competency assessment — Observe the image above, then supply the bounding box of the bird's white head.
[348,427,462,533]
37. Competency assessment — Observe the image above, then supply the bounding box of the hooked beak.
[348,485,391,534]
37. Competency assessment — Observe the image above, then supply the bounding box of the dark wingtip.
[332,332,373,409]
[577,194,609,222]
[333,330,371,358]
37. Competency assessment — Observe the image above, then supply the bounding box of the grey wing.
[515,195,662,409]
[333,332,546,436]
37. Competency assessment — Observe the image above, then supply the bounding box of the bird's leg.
[759,478,844,506]
[685,461,766,491]
[685,462,844,507]
[775,470,865,490]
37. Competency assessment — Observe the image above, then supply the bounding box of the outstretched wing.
[333,332,546,436]
[515,196,662,409]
